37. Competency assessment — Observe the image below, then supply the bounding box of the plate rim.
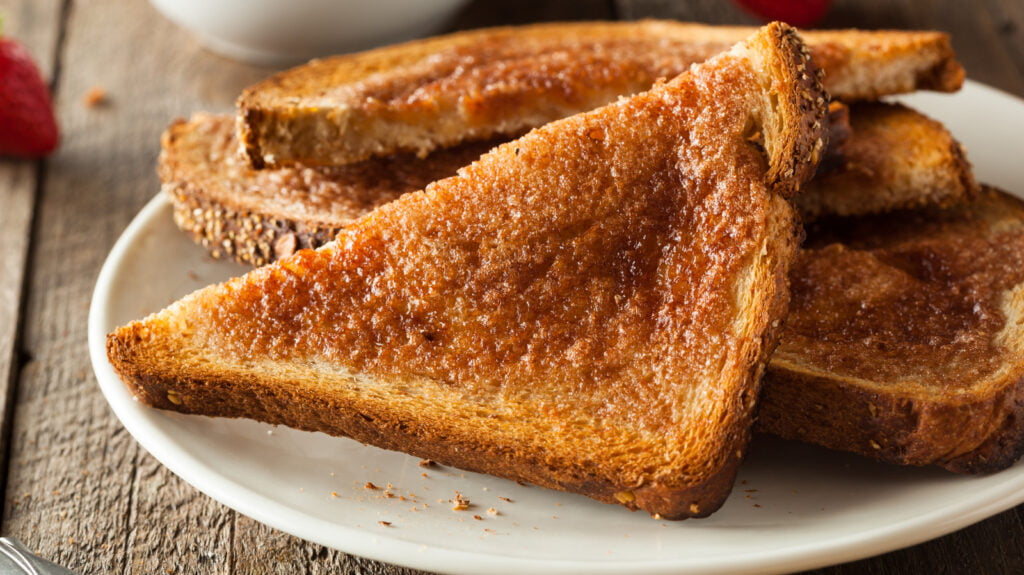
[88,79,1024,575]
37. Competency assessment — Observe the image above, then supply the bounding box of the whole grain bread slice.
[160,114,496,266]
[760,187,1024,473]
[108,23,828,519]
[237,20,962,168]
[163,102,966,267]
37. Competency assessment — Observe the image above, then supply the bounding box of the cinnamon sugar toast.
[760,187,1024,473]
[798,102,978,219]
[164,102,965,267]
[108,24,828,519]
[237,20,962,168]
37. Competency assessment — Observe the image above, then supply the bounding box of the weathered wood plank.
[616,0,757,24]
[449,0,614,27]
[0,162,39,510]
[0,0,63,78]
[984,0,1024,94]
[0,0,268,573]
[0,0,63,538]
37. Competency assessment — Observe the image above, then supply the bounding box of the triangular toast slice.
[163,102,967,267]
[760,187,1024,473]
[237,20,961,168]
[108,23,828,519]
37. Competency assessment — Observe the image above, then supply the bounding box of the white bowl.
[149,0,471,65]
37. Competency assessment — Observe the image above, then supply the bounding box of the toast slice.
[164,102,963,267]
[759,187,1024,473]
[237,20,962,168]
[160,114,495,266]
[108,23,828,519]
[797,102,978,219]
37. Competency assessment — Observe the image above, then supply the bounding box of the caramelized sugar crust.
[206,58,774,434]
[779,189,1024,391]
[250,22,960,115]
[324,28,954,117]
[112,23,826,517]
[240,21,957,166]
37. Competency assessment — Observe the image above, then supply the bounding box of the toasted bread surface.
[111,24,827,519]
[760,187,1024,473]
[166,101,961,267]
[237,20,960,168]
[798,102,978,218]
[160,114,494,266]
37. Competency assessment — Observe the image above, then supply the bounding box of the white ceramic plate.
[89,80,1024,575]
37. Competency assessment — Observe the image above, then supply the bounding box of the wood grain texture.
[0,0,62,537]
[448,0,614,26]
[616,0,757,24]
[1,1,1023,574]
[0,0,272,573]
[817,0,1024,96]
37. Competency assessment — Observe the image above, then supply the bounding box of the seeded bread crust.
[237,20,961,168]
[760,188,1024,473]
[110,24,827,519]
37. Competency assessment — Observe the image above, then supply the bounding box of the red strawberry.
[0,37,59,157]
[733,0,831,27]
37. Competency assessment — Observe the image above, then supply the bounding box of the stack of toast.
[107,20,1024,519]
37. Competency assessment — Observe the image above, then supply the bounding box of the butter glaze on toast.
[164,102,962,267]
[237,20,961,168]
[109,24,828,519]
[760,187,1024,473]
[161,114,495,266]
[798,102,978,219]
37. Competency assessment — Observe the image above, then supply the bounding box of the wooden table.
[1,0,1022,573]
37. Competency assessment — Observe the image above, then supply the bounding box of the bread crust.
[237,20,961,168]
[112,24,826,519]
[160,115,494,266]
[759,362,1024,473]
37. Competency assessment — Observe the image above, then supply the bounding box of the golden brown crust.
[797,102,978,219]
[760,188,1024,473]
[111,24,825,519]
[237,20,962,168]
